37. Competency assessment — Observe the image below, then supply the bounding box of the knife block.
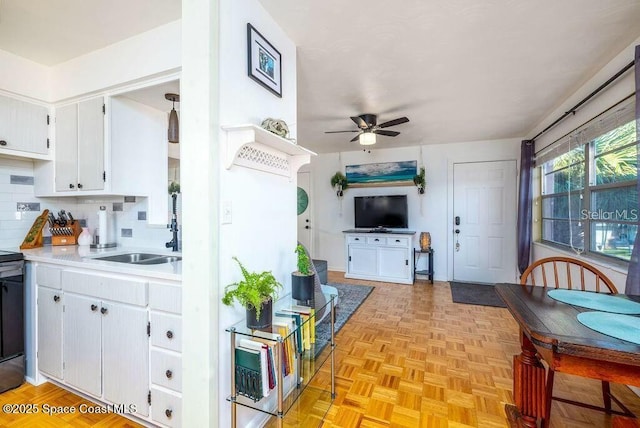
[51,221,82,246]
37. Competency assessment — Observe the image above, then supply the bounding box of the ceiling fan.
[325,114,409,145]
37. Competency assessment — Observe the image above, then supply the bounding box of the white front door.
[297,172,312,251]
[453,160,517,283]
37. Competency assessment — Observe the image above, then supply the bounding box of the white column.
[181,0,220,427]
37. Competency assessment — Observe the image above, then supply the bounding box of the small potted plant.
[330,172,348,197]
[413,167,425,194]
[222,257,283,330]
[292,244,315,302]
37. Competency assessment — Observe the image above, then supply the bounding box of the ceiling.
[259,0,640,153]
[0,0,181,66]
[0,1,639,154]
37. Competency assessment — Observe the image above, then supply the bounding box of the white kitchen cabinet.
[37,287,63,379]
[63,293,102,396]
[63,292,150,416]
[344,232,415,284]
[0,93,49,156]
[54,97,105,192]
[149,281,182,428]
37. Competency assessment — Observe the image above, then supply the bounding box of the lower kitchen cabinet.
[37,286,63,379]
[34,263,181,426]
[63,293,149,416]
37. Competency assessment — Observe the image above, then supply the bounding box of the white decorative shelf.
[221,124,316,179]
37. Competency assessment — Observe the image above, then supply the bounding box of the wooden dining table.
[495,283,640,428]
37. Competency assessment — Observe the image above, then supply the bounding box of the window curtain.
[625,45,640,295]
[517,139,535,275]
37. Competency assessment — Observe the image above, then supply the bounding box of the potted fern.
[292,244,315,302]
[222,257,283,330]
[413,167,425,194]
[330,172,348,197]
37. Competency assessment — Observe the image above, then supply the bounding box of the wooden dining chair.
[520,256,635,427]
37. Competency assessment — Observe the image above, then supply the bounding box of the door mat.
[314,282,374,357]
[450,281,507,308]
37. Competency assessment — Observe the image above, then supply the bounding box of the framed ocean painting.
[345,161,417,187]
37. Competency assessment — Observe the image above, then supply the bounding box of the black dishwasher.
[0,250,24,393]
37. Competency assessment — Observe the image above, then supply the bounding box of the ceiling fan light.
[359,132,376,146]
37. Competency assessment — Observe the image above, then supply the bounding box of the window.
[540,99,638,262]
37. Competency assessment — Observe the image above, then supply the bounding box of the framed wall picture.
[247,23,282,97]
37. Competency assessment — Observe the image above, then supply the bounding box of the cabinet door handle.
[69,183,75,189]
[165,409,172,418]
[396,239,401,243]
[100,307,108,315]
[374,238,379,241]
[166,330,174,339]
[53,295,60,303]
[77,183,83,189]
[91,304,97,311]
[165,370,173,379]
[0,140,6,146]
[354,237,359,241]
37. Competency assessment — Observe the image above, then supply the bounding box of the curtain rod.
[531,59,635,142]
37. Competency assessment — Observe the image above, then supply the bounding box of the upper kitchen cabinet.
[0,93,50,158]
[54,97,105,192]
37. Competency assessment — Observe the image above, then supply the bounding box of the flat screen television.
[354,195,408,229]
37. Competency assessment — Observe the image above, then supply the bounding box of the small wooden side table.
[413,248,434,284]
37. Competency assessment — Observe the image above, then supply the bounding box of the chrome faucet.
[166,193,179,252]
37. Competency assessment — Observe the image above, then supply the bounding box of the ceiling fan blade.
[350,134,362,142]
[374,130,400,137]
[378,117,409,128]
[350,116,367,129]
[324,130,359,134]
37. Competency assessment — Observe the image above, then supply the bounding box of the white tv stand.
[343,230,416,284]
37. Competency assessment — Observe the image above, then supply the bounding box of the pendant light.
[165,93,180,144]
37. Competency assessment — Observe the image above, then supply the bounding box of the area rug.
[450,281,507,308]
[314,282,374,356]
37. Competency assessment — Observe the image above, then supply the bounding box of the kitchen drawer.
[387,237,410,247]
[366,236,386,245]
[149,282,182,314]
[151,387,182,428]
[151,349,182,393]
[347,236,366,244]
[62,270,147,306]
[36,265,62,289]
[150,312,182,352]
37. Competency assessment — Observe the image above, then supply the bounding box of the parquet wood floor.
[2,273,639,427]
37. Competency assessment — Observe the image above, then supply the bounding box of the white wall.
[527,36,640,285]
[217,1,298,427]
[50,20,181,102]
[311,138,521,282]
[0,50,50,101]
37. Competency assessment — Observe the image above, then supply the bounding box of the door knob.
[53,295,60,302]
[166,330,174,339]
[0,140,7,146]
[69,183,75,189]
[305,226,309,229]
[100,307,108,315]
[166,370,173,379]
[455,229,460,234]
[165,409,172,418]
[91,304,97,311]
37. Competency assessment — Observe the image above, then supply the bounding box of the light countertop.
[20,246,182,282]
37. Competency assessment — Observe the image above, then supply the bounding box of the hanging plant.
[330,171,348,197]
[413,167,425,194]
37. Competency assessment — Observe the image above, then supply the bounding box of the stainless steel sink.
[134,256,182,265]
[93,253,181,264]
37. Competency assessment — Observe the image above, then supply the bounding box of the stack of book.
[233,305,317,402]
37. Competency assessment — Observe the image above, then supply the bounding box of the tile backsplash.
[0,157,179,251]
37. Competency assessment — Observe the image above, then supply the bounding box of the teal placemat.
[577,312,640,345]
[548,289,640,315]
